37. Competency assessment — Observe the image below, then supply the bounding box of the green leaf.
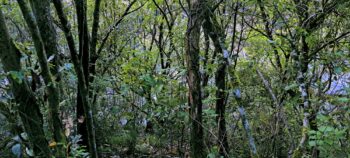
[325,139,334,145]
[334,67,342,74]
[154,84,163,93]
[8,71,24,84]
[319,126,334,132]
[207,153,216,158]
[337,97,349,103]
[284,83,298,91]
[309,141,316,147]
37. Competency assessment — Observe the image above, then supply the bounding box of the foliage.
[0,0,350,157]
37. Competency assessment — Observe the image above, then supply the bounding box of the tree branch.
[96,1,144,55]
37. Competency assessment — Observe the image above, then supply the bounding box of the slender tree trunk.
[214,53,229,157]
[295,34,319,157]
[185,0,205,157]
[0,10,51,157]
[74,0,91,150]
[30,0,67,152]
[202,9,230,156]
[52,0,98,157]
[30,0,61,76]
[88,1,102,155]
[237,105,257,156]
[293,2,319,156]
[294,47,312,157]
[89,0,102,88]
[232,87,258,156]
[16,0,66,156]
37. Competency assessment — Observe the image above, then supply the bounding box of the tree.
[185,0,205,157]
[1,0,350,157]
[0,9,51,157]
[202,4,230,156]
[25,0,68,156]
[52,0,98,157]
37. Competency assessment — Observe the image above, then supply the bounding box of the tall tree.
[202,5,230,157]
[30,0,68,152]
[0,10,51,157]
[185,0,205,157]
[16,0,66,156]
[291,1,349,157]
[75,0,91,150]
[52,0,98,157]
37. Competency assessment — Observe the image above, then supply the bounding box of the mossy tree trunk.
[74,0,91,150]
[16,0,67,156]
[52,0,98,157]
[292,1,347,157]
[30,0,68,154]
[185,0,205,157]
[202,14,230,157]
[0,10,51,157]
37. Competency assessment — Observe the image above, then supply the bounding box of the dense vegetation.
[0,0,349,157]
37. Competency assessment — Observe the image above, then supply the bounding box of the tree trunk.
[52,0,98,157]
[232,88,258,156]
[30,0,67,150]
[75,0,91,150]
[30,0,61,76]
[89,0,102,90]
[292,2,319,156]
[237,105,257,156]
[16,0,66,156]
[202,9,230,157]
[0,10,51,157]
[214,53,229,157]
[185,0,205,157]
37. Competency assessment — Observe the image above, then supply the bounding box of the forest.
[0,0,349,157]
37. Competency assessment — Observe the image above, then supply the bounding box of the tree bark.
[185,0,205,157]
[0,10,51,157]
[202,8,230,157]
[52,0,98,157]
[292,2,315,157]
[75,0,91,150]
[16,0,66,156]
[89,0,102,87]
[232,88,258,156]
[30,0,61,76]
[30,0,67,150]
